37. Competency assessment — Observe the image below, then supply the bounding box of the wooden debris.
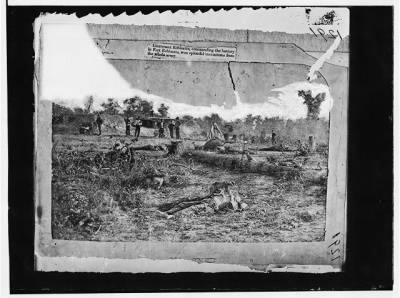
[209,182,246,211]
[167,141,184,155]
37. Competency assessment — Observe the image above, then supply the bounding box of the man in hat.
[96,114,103,135]
[175,117,181,139]
[158,120,165,138]
[134,118,142,139]
[168,120,175,138]
[271,130,277,145]
[124,116,131,136]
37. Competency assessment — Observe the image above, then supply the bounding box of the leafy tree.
[138,100,154,117]
[101,98,121,115]
[52,102,73,116]
[157,103,169,117]
[223,124,234,133]
[203,113,223,126]
[298,90,326,120]
[73,107,85,114]
[244,114,254,125]
[182,115,194,121]
[254,115,262,124]
[234,118,242,126]
[123,96,141,116]
[52,103,73,124]
[123,96,154,117]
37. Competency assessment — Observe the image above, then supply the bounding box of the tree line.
[53,91,329,143]
[55,96,169,118]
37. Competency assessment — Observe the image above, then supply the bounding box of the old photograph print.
[44,8,349,244]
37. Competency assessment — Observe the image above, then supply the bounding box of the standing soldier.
[175,117,181,139]
[134,118,142,139]
[157,120,165,138]
[168,120,175,138]
[232,134,237,142]
[271,130,277,145]
[124,116,131,136]
[96,114,103,136]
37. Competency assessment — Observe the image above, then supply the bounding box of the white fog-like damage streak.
[40,22,334,121]
[307,36,341,81]
[52,81,333,121]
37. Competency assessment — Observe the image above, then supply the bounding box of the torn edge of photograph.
[34,7,349,273]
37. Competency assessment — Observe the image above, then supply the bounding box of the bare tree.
[84,96,94,114]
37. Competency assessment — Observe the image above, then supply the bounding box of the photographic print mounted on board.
[34,7,349,273]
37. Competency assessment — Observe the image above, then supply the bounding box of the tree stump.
[168,140,184,155]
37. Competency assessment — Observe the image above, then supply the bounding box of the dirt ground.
[52,134,327,242]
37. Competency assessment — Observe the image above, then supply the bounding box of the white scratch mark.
[308,37,341,81]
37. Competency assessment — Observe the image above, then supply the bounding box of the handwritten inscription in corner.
[145,43,237,61]
[328,232,342,262]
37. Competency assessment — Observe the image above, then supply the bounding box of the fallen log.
[256,145,295,152]
[185,151,296,176]
[222,146,256,155]
[130,144,168,151]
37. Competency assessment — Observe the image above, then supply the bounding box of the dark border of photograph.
[7,5,393,293]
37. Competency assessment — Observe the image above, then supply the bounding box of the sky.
[36,7,349,120]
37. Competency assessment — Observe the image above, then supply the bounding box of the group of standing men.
[156,117,181,139]
[167,118,181,139]
[123,116,181,139]
[96,114,277,144]
[123,117,143,139]
[94,114,142,138]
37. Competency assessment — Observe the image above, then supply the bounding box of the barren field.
[52,134,327,242]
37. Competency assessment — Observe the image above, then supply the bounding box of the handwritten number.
[328,239,340,248]
[330,248,340,255]
[328,29,337,39]
[329,232,341,262]
[309,27,318,37]
[331,255,341,261]
[317,28,327,41]
[336,30,343,40]
[309,28,343,41]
